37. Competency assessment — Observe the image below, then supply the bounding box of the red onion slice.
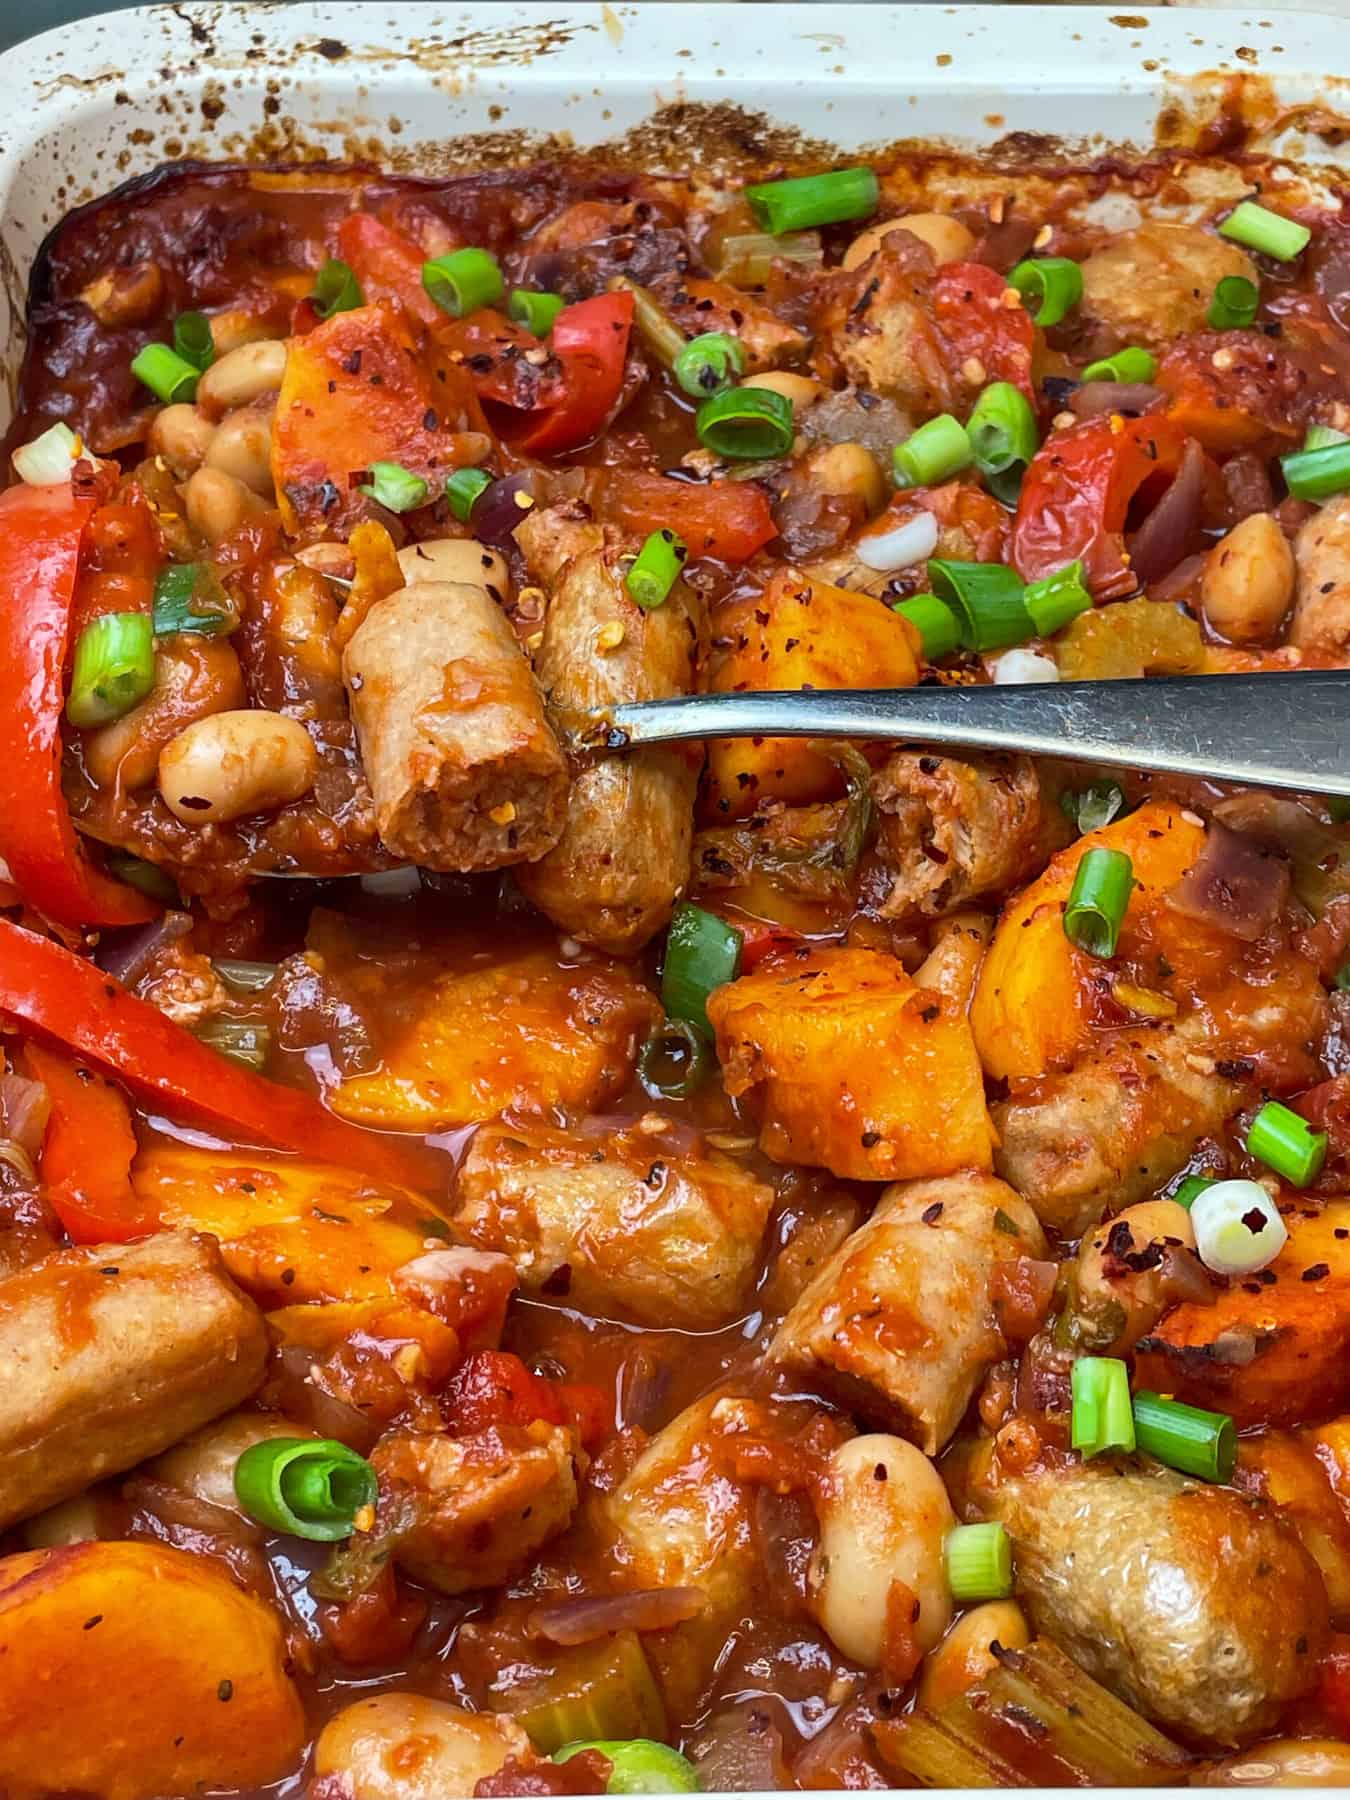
[527,1586,707,1645]
[1128,436,1206,586]
[1163,821,1291,942]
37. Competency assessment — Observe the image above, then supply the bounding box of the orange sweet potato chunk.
[0,1541,303,1800]
[1134,1200,1350,1428]
[708,945,994,1181]
[703,568,921,821]
[272,301,485,538]
[132,1146,437,1305]
[970,802,1206,1081]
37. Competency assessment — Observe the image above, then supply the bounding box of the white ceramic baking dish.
[1,5,1348,1793]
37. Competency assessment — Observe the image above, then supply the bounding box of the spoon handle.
[610,671,1350,799]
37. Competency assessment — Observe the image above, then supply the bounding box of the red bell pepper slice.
[24,1042,153,1243]
[1010,413,1186,599]
[514,291,634,456]
[591,468,777,564]
[335,213,444,328]
[934,262,1038,403]
[0,484,157,928]
[0,919,437,1191]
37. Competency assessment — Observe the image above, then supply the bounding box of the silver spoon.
[607,671,1350,800]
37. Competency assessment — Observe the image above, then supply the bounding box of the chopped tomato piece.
[934,261,1038,402]
[1011,413,1186,598]
[444,1349,567,1434]
[557,1382,611,1450]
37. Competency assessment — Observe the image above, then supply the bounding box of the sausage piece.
[454,1118,774,1329]
[984,1459,1329,1746]
[369,1423,581,1594]
[0,1231,267,1530]
[342,579,568,871]
[514,512,704,953]
[769,1173,1047,1454]
[1292,493,1350,656]
[992,1029,1243,1236]
[869,751,1048,920]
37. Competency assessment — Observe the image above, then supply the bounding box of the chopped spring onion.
[131,342,200,405]
[1188,1177,1288,1276]
[744,166,879,236]
[1063,846,1133,958]
[509,287,565,337]
[194,1017,272,1073]
[1060,781,1126,835]
[554,1740,700,1795]
[1337,962,1350,992]
[946,1522,1013,1601]
[1219,200,1311,262]
[107,852,179,904]
[857,510,940,573]
[152,562,236,637]
[672,332,746,399]
[234,1436,378,1542]
[893,593,962,662]
[1022,560,1092,637]
[1008,256,1083,327]
[1246,1098,1327,1187]
[312,259,363,319]
[714,229,822,286]
[445,467,492,523]
[12,421,81,486]
[1280,440,1350,502]
[662,903,742,1039]
[1070,1355,1136,1459]
[927,560,1031,653]
[1207,275,1260,330]
[993,646,1058,685]
[421,246,505,318]
[1172,1173,1217,1211]
[966,381,1040,505]
[359,461,429,513]
[1080,347,1157,384]
[212,958,279,995]
[1306,422,1350,451]
[66,613,156,729]
[695,386,794,460]
[893,414,971,490]
[637,1019,711,1100]
[1132,1391,1236,1484]
[625,529,687,610]
[172,310,215,372]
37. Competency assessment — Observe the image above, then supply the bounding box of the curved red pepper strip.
[0,919,439,1192]
[514,290,635,456]
[24,1041,150,1243]
[0,484,157,927]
